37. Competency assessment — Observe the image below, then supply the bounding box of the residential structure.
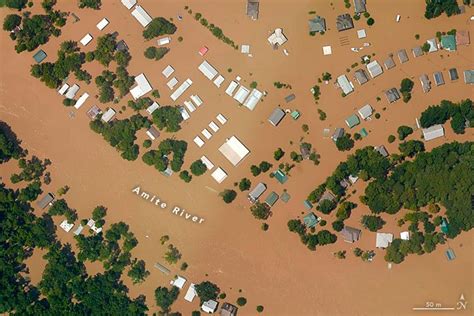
[65,84,79,99]
[376,233,393,248]
[336,14,354,31]
[354,69,369,85]
[130,73,152,99]
[383,56,395,70]
[248,183,267,203]
[374,145,389,157]
[420,74,431,93]
[341,226,361,243]
[219,136,250,166]
[366,60,383,78]
[397,49,409,63]
[412,46,423,57]
[455,30,470,46]
[146,126,160,140]
[268,28,287,48]
[33,50,47,63]
[198,60,218,80]
[463,70,474,84]
[36,193,54,209]
[441,34,456,51]
[264,191,279,207]
[202,300,218,314]
[358,104,373,120]
[353,0,367,14]
[332,128,344,142]
[308,16,326,33]
[433,71,445,86]
[303,212,320,228]
[449,68,459,81]
[268,108,286,126]
[426,38,438,53]
[246,0,259,20]
[385,88,400,103]
[131,6,152,27]
[345,114,360,128]
[101,108,116,123]
[220,302,238,316]
[121,0,136,9]
[422,124,444,141]
[337,74,354,95]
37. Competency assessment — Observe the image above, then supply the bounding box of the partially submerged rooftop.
[385,88,400,103]
[336,14,354,32]
[308,16,326,33]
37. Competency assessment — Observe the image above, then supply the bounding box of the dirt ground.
[0,0,473,315]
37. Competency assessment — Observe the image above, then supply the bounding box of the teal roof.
[33,50,47,63]
[303,200,313,210]
[445,248,456,261]
[291,110,300,120]
[360,128,368,137]
[345,114,360,128]
[274,169,288,184]
[303,212,319,228]
[440,218,449,234]
[265,191,279,206]
[280,192,291,203]
[441,35,456,51]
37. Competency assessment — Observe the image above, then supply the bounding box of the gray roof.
[220,303,238,316]
[246,0,259,20]
[354,69,369,85]
[375,145,389,157]
[285,94,296,102]
[449,68,459,81]
[433,72,445,86]
[268,108,286,126]
[116,40,128,52]
[36,193,54,209]
[464,70,474,84]
[341,226,361,243]
[319,190,335,203]
[308,16,326,33]
[384,56,396,70]
[385,88,400,103]
[419,74,431,93]
[353,0,367,14]
[397,49,409,63]
[248,182,267,202]
[147,126,160,139]
[336,14,354,31]
[332,128,345,141]
[412,46,423,57]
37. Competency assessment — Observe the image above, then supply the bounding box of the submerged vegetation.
[188,10,238,49]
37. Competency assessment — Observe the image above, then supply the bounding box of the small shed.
[385,88,400,103]
[33,50,47,63]
[246,0,259,20]
[220,302,238,316]
[264,191,279,207]
[303,212,319,228]
[336,14,354,31]
[420,74,431,93]
[412,46,423,57]
[291,110,300,120]
[285,94,296,103]
[146,126,160,140]
[455,30,470,46]
[383,56,395,70]
[101,108,116,123]
[170,275,186,289]
[36,193,54,209]
[303,200,313,210]
[397,49,409,63]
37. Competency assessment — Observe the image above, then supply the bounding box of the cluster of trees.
[3,0,28,10]
[192,12,238,49]
[239,178,251,191]
[144,46,170,61]
[190,159,207,176]
[152,106,183,132]
[287,220,337,251]
[128,97,152,112]
[143,17,177,40]
[361,142,472,238]
[420,99,473,134]
[250,161,272,176]
[4,4,66,53]
[94,34,117,67]
[195,281,220,303]
[273,148,285,160]
[250,202,271,220]
[0,122,24,163]
[336,134,355,151]
[155,286,179,314]
[10,155,51,184]
[0,132,149,314]
[397,125,414,141]
[164,244,182,264]
[79,0,102,9]
[95,70,116,103]
[361,215,385,232]
[400,78,414,103]
[48,199,78,223]
[90,114,151,161]
[142,138,188,172]
[332,201,357,231]
[425,0,460,19]
[31,41,85,88]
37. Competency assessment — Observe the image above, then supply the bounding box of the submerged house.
[246,0,259,20]
[337,74,354,95]
[441,34,457,51]
[220,303,238,316]
[353,0,367,14]
[420,74,431,93]
[354,69,369,85]
[341,226,361,243]
[376,233,393,248]
[449,68,459,81]
[336,14,354,32]
[433,71,445,86]
[308,16,326,33]
[36,193,54,209]
[366,60,383,78]
[303,212,320,228]
[422,124,444,141]
[332,127,344,142]
[268,108,286,126]
[412,46,423,57]
[385,88,400,103]
[374,145,389,157]
[464,70,474,84]
[383,56,395,70]
[248,182,267,203]
[397,49,409,63]
[345,114,360,128]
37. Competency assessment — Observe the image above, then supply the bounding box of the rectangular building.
[219,136,250,166]
[131,6,152,27]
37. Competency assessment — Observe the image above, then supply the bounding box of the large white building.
[130,73,152,99]
[219,136,250,166]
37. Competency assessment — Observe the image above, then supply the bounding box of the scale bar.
[413,307,455,311]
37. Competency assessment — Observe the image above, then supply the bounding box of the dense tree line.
[142,138,188,172]
[420,99,473,134]
[144,46,170,61]
[78,0,102,10]
[90,114,151,161]
[425,0,460,19]
[287,219,337,251]
[152,106,183,132]
[0,121,24,163]
[143,17,177,40]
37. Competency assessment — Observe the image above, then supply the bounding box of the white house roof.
[243,89,263,111]
[357,29,367,39]
[400,231,410,240]
[198,60,218,80]
[225,81,239,96]
[58,83,69,95]
[216,114,227,125]
[170,79,192,101]
[171,276,187,289]
[427,38,438,52]
[337,75,354,95]
[193,136,204,147]
[167,77,178,90]
[211,167,228,183]
[322,45,332,55]
[201,129,212,139]
[146,102,159,115]
[268,28,287,46]
[376,233,393,248]
[74,92,89,109]
[366,60,383,78]
[358,104,373,120]
[233,86,251,104]
[130,73,152,99]
[208,121,219,132]
[184,101,196,113]
[96,18,109,30]
[190,95,203,107]
[157,37,171,45]
[101,108,116,123]
[131,6,152,27]
[162,65,175,78]
[178,107,190,120]
[65,84,80,99]
[213,75,225,88]
[59,220,74,232]
[422,124,444,141]
[184,283,197,302]
[219,136,250,166]
[80,33,93,46]
[121,0,136,9]
[200,156,214,170]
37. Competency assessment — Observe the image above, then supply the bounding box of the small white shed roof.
[80,33,93,46]
[162,65,175,78]
[201,129,212,139]
[74,92,89,109]
[65,84,80,99]
[101,108,116,123]
[146,102,159,115]
[171,276,186,289]
[213,75,225,88]
[167,77,178,90]
[121,0,136,10]
[190,95,203,107]
[58,83,69,95]
[59,220,74,232]
[211,167,227,183]
[96,18,109,30]
[216,114,227,125]
[208,121,219,132]
[184,101,196,113]
[337,75,354,95]
[193,136,204,147]
[200,156,214,170]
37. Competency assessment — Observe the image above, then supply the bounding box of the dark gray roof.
[449,68,459,81]
[308,16,326,33]
[384,56,396,70]
[353,0,367,14]
[354,69,369,85]
[336,14,354,32]
[220,303,238,316]
[116,40,128,52]
[375,145,389,157]
[412,46,423,57]
[433,72,445,86]
[397,49,409,63]
[319,190,335,203]
[268,108,286,126]
[285,94,296,102]
[341,226,361,242]
[246,0,259,20]
[419,74,431,93]
[385,88,400,103]
[36,193,54,209]
[332,127,345,141]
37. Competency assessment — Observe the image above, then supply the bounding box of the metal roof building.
[268,108,286,126]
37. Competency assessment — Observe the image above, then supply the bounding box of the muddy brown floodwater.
[0,0,472,315]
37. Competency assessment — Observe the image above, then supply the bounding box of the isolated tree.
[221,189,237,204]
[238,178,251,191]
[195,281,220,303]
